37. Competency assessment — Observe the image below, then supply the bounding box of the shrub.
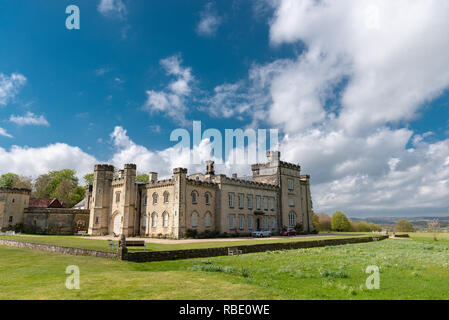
[395,219,414,232]
[294,223,303,233]
[316,214,332,231]
[331,211,351,232]
[185,229,198,238]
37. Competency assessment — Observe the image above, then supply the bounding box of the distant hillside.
[351,216,449,231]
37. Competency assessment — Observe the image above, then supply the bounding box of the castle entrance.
[113,214,121,235]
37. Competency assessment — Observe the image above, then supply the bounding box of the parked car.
[280,228,297,236]
[251,230,272,238]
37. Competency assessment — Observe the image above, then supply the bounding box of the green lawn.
[1,235,449,299]
[0,234,365,252]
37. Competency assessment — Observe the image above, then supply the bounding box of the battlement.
[173,168,188,174]
[124,163,137,170]
[94,164,115,171]
[0,187,31,195]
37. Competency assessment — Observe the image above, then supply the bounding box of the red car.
[281,228,296,236]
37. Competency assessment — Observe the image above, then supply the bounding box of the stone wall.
[0,238,117,259]
[124,235,388,263]
[22,208,90,235]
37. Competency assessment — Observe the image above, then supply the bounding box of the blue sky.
[1,0,449,217]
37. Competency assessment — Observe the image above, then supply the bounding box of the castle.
[88,151,314,238]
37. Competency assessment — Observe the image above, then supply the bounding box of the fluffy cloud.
[143,55,194,125]
[0,143,97,178]
[0,128,13,138]
[196,2,222,37]
[97,0,127,19]
[0,73,26,106]
[9,112,49,127]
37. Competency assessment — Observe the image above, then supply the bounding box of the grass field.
[1,233,449,299]
[0,234,364,252]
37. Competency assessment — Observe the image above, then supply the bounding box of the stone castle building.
[88,151,314,238]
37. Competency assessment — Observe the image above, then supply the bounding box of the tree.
[331,211,351,232]
[32,169,85,208]
[0,173,32,189]
[395,219,414,232]
[83,173,94,186]
[317,213,332,231]
[136,174,149,183]
[357,221,371,232]
[427,219,440,241]
[312,213,320,231]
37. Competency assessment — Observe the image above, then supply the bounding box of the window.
[205,212,211,227]
[228,193,234,208]
[289,196,295,207]
[12,198,15,203]
[163,212,169,227]
[95,216,99,224]
[164,192,169,203]
[247,195,253,209]
[248,216,253,230]
[228,215,234,229]
[152,213,157,227]
[143,196,147,206]
[270,198,274,210]
[115,192,120,203]
[263,197,268,210]
[270,216,276,229]
[256,196,261,210]
[192,191,198,204]
[239,215,244,230]
[192,212,198,227]
[8,216,13,223]
[263,216,268,230]
[153,193,158,204]
[205,193,210,205]
[288,179,294,190]
[142,215,147,228]
[288,212,296,228]
[238,194,244,209]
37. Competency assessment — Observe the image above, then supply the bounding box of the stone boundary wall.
[0,239,117,259]
[124,235,388,263]
[23,208,90,235]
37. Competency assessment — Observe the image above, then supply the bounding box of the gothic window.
[143,196,147,206]
[152,193,158,205]
[205,212,211,227]
[247,195,253,209]
[228,193,234,208]
[163,212,169,227]
[115,192,120,203]
[152,213,157,227]
[205,192,211,205]
[248,215,253,230]
[192,191,198,204]
[288,212,296,228]
[8,216,13,223]
[192,212,198,227]
[288,179,294,190]
[164,192,169,203]
[228,215,235,229]
[142,214,147,228]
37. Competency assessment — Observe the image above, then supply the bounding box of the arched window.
[288,212,296,228]
[191,191,198,204]
[152,193,158,204]
[205,212,211,227]
[205,193,211,205]
[192,212,198,227]
[163,212,169,227]
[163,192,169,203]
[152,213,157,227]
[143,196,147,206]
[141,214,147,228]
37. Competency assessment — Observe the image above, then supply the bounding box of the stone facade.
[0,187,89,234]
[88,151,315,239]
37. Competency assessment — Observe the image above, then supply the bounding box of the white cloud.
[0,73,26,106]
[0,143,97,178]
[97,0,127,19]
[0,128,13,138]
[143,55,194,125]
[196,3,222,37]
[9,112,49,127]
